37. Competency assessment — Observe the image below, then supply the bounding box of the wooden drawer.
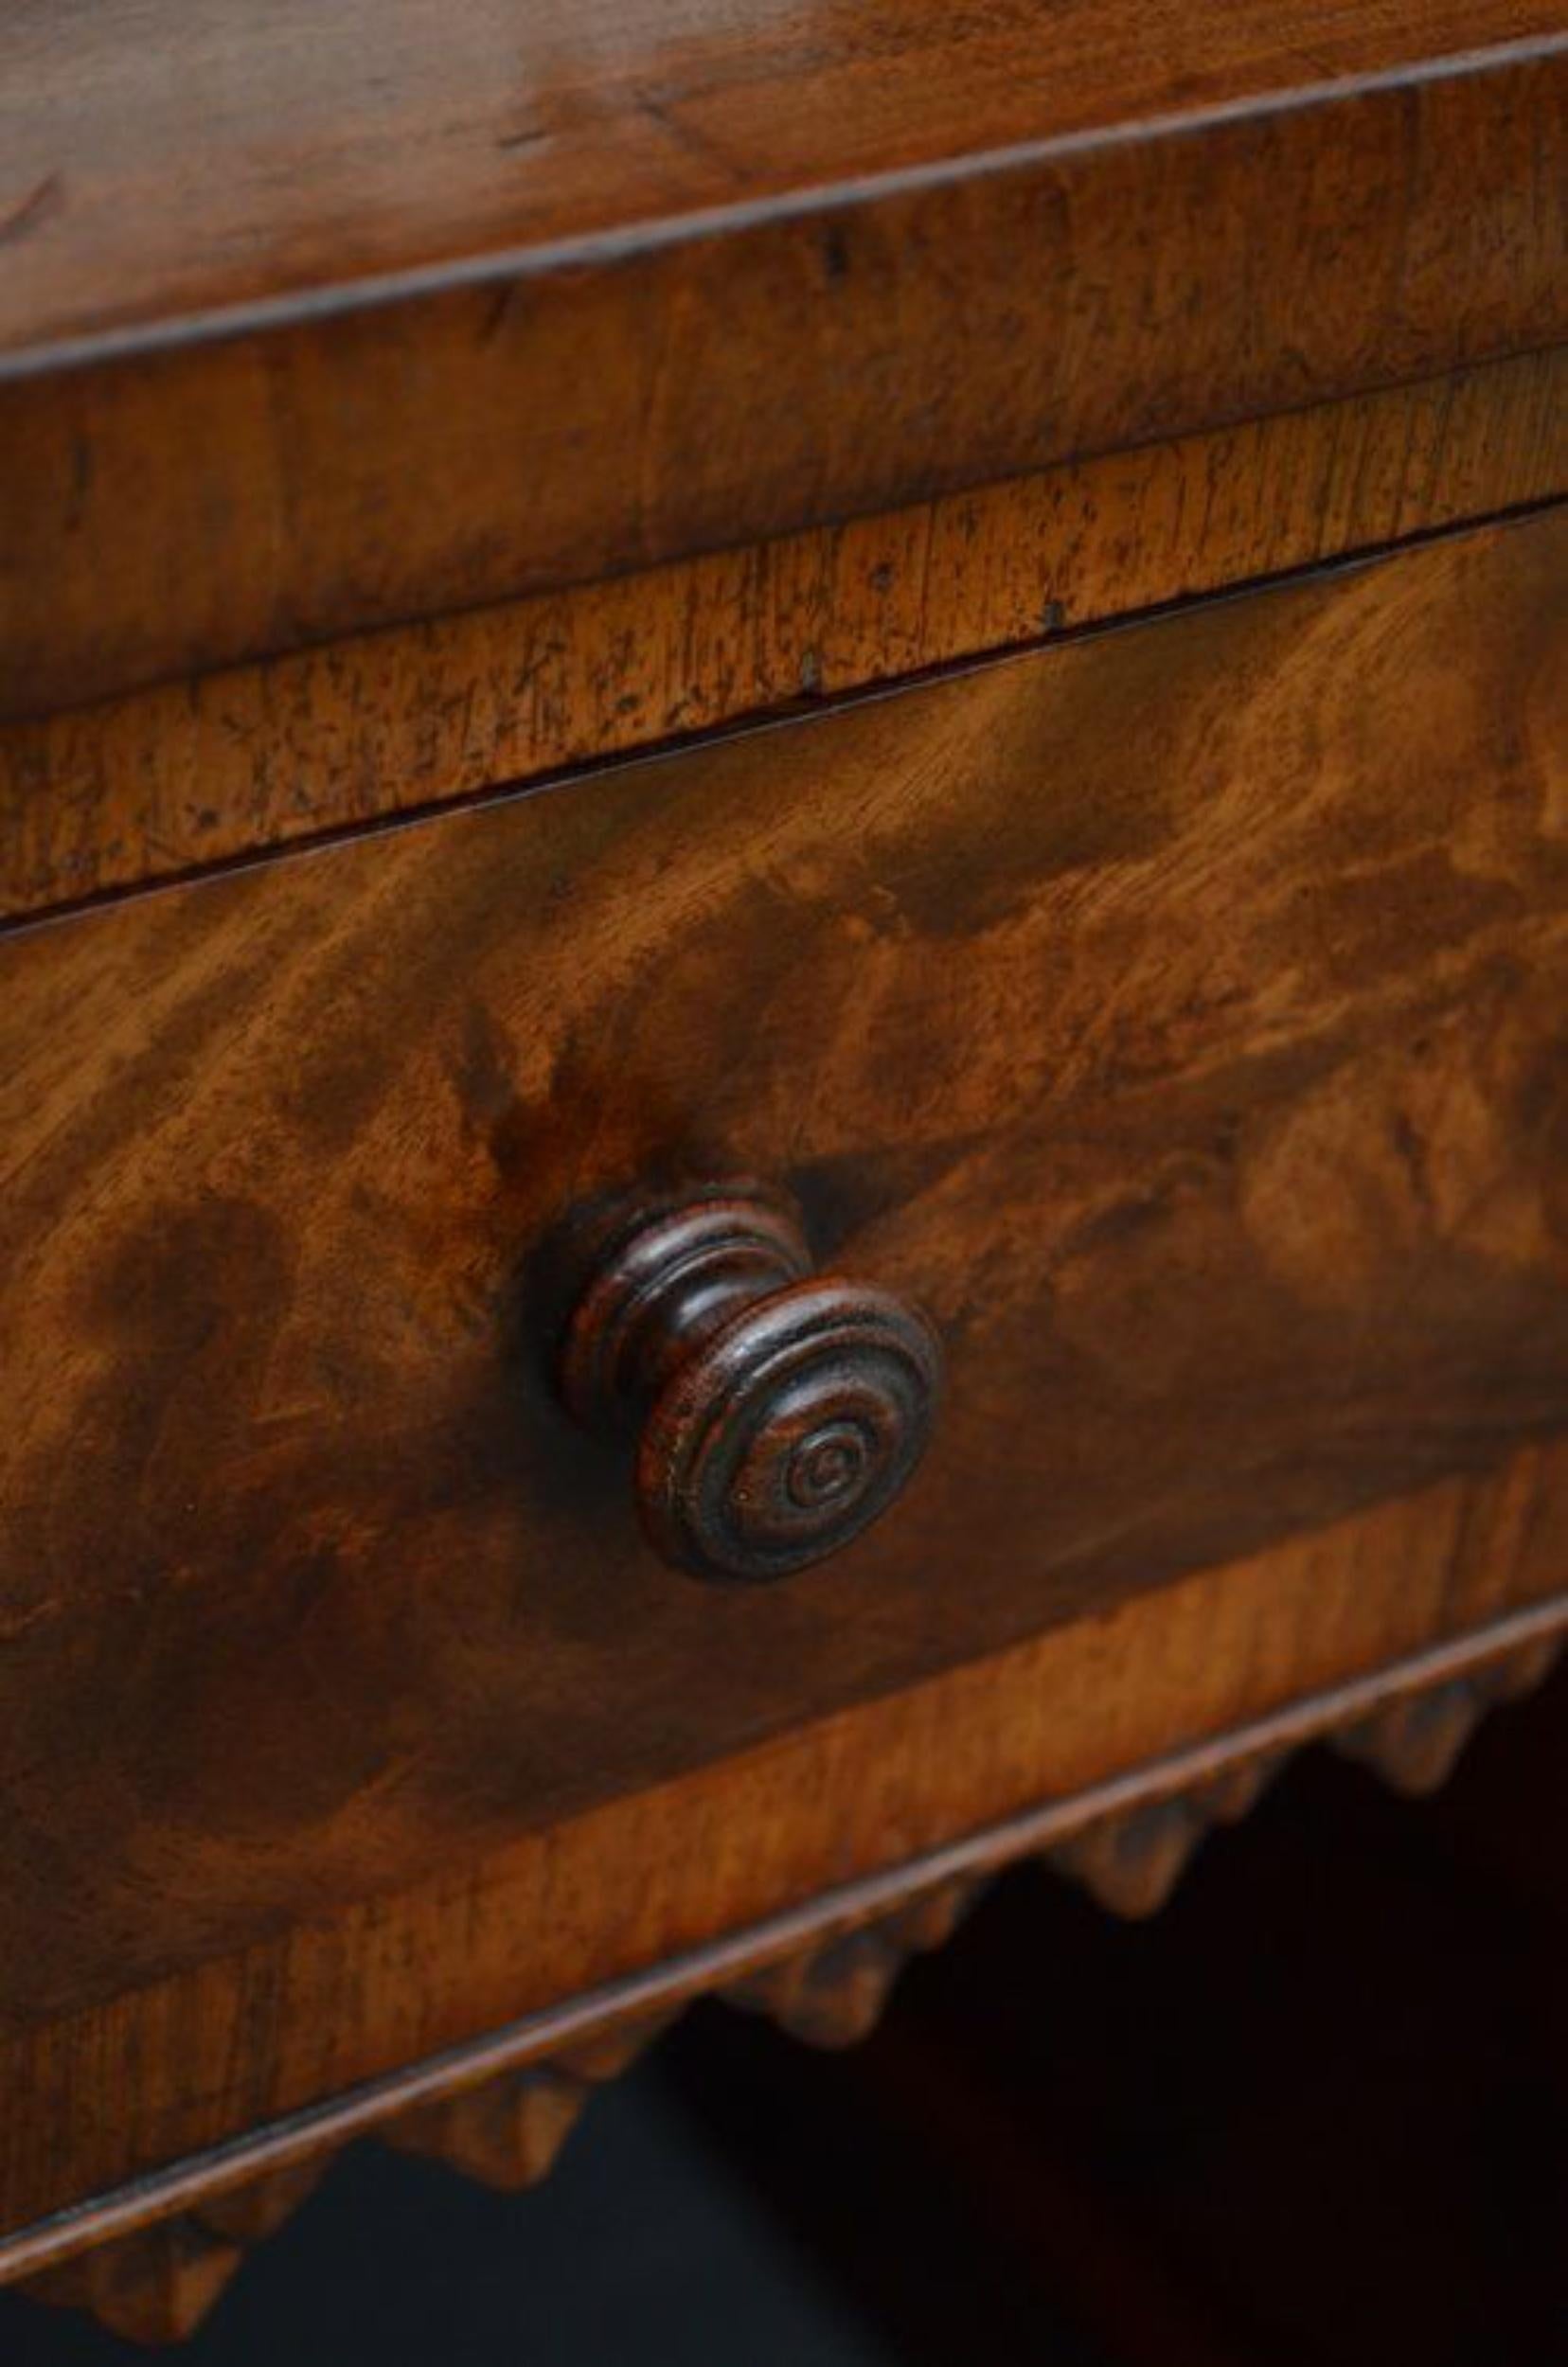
[3,510,1566,2051]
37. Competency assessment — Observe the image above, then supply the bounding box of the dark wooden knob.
[559,1184,942,1583]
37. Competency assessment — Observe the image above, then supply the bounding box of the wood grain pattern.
[3,21,1563,716]
[1,516,1566,2247]
[1,512,1565,2041]
[6,6,1564,2324]
[693,1680,1568,2367]
[9,0,1563,358]
[5,345,1565,921]
[5,1587,1564,2319]
[14,1612,1549,2340]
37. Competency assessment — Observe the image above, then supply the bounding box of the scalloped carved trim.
[18,2161,330,2344]
[1332,1633,1563,1796]
[382,2011,674,2189]
[722,1877,986,2048]
[11,1620,1563,2341]
[1046,1750,1291,1918]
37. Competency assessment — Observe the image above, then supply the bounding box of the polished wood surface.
[2,1468,1564,2267]
[15,1627,1564,2340]
[2,10,1562,715]
[656,1672,1568,2367]
[559,1184,942,1582]
[7,0,1561,357]
[1,514,1564,2059]
[4,3,1565,2333]
[5,346,1565,922]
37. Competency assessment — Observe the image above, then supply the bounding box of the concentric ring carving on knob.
[558,1184,942,1584]
[641,1279,941,1582]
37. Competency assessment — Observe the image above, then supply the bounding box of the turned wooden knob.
[559,1184,942,1583]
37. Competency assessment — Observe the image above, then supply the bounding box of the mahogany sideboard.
[2,0,1566,2343]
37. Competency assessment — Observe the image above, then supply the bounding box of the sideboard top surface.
[2,1,1564,724]
[2,0,1560,365]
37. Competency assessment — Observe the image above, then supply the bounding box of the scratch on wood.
[0,173,63,248]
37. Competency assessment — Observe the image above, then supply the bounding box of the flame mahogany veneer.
[1,0,1565,2340]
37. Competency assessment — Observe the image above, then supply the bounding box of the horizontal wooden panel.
[2,34,1564,716]
[1,1452,1565,2246]
[1,512,1565,2058]
[6,0,1561,358]
[4,347,1565,921]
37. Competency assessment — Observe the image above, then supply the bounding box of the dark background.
[5,1664,1564,2367]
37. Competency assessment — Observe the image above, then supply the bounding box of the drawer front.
[2,510,1566,2022]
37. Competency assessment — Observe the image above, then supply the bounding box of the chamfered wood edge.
[4,43,1564,721]
[6,1590,1563,2309]
[8,35,1565,383]
[5,343,1565,928]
